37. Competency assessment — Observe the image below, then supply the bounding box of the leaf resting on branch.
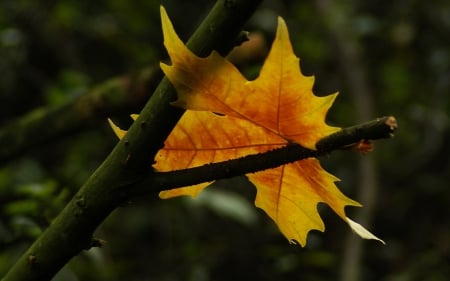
[109,6,392,246]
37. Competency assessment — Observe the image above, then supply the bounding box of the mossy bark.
[2,1,262,280]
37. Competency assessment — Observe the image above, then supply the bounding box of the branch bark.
[131,116,397,196]
[2,1,262,280]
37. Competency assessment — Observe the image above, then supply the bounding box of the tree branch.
[2,1,262,280]
[133,116,397,195]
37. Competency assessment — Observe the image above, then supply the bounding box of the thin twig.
[134,116,397,194]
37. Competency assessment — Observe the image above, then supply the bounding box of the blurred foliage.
[0,0,449,280]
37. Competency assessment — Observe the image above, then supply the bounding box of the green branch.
[2,1,262,280]
[133,116,397,194]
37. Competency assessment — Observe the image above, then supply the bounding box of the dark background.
[1,0,449,280]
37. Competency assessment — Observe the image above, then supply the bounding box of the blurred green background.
[1,0,449,280]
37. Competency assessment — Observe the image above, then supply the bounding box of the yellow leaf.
[108,118,127,139]
[156,111,285,198]
[110,6,384,246]
[161,7,340,150]
[249,159,362,246]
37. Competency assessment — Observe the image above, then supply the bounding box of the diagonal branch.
[133,116,397,195]
[2,1,263,280]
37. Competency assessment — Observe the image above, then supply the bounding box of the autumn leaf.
[110,6,384,246]
[160,12,339,150]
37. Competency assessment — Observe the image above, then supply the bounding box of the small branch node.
[75,196,86,208]
[123,154,131,166]
[233,31,250,46]
[385,116,398,132]
[27,255,37,268]
[89,238,107,249]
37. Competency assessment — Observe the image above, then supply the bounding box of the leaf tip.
[159,5,169,25]
[108,118,126,139]
[276,16,288,33]
[160,5,172,42]
[273,16,289,48]
[346,217,385,245]
[160,5,184,56]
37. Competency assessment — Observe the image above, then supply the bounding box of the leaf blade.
[109,7,384,247]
